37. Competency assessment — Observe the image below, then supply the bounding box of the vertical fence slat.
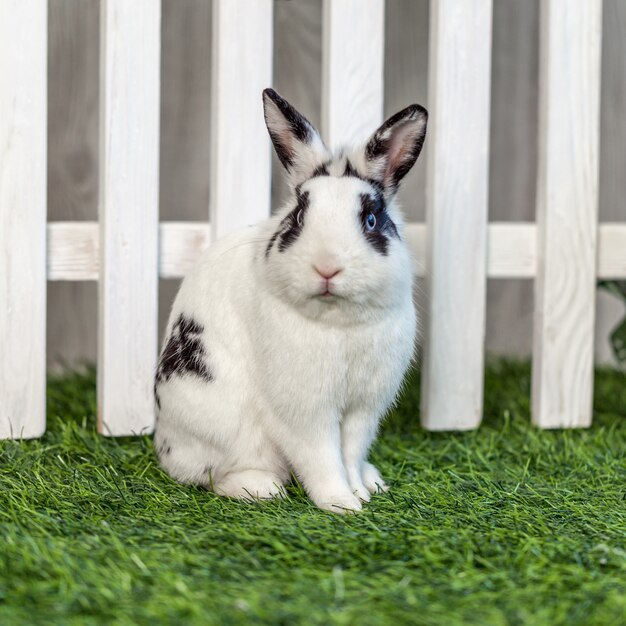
[210,0,273,239]
[420,1,493,431]
[532,0,602,428]
[98,0,160,436]
[321,0,384,148]
[0,1,47,439]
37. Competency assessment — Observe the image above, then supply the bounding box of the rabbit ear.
[263,88,328,179]
[362,104,428,195]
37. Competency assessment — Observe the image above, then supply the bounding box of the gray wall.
[47,0,625,368]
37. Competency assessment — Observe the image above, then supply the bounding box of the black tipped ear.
[364,104,428,194]
[262,88,327,175]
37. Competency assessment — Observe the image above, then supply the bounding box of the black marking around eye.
[277,190,310,253]
[359,194,399,256]
[156,314,213,384]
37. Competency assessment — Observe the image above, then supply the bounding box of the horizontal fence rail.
[46,222,626,282]
[1,0,623,439]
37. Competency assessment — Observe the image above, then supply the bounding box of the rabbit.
[154,88,428,514]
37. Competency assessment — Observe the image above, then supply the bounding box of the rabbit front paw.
[362,462,388,494]
[311,488,363,514]
[215,469,286,501]
[346,468,372,503]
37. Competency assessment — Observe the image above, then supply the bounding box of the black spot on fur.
[263,88,313,170]
[343,160,359,178]
[154,382,161,410]
[277,189,310,252]
[360,193,399,256]
[156,314,213,384]
[339,159,385,195]
[311,163,329,178]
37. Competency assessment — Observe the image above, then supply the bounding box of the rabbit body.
[155,89,427,513]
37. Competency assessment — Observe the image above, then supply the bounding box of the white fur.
[155,94,425,514]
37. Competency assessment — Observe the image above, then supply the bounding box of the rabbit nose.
[313,264,343,280]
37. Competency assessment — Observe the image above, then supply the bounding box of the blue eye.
[366,212,377,231]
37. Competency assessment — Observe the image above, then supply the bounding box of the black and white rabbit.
[154,89,428,513]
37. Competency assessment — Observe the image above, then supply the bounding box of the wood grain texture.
[159,223,210,279]
[98,0,161,436]
[321,0,384,149]
[46,221,626,283]
[0,0,47,439]
[420,0,493,431]
[48,222,99,281]
[210,0,273,239]
[532,0,603,429]
[44,1,626,370]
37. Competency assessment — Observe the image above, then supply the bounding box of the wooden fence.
[1,0,623,439]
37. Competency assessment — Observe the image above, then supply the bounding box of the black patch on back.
[156,314,213,384]
[266,189,310,254]
[360,193,399,256]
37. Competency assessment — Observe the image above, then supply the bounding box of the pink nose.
[313,264,343,280]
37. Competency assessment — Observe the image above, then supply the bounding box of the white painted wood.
[321,0,384,149]
[420,0,493,431]
[45,221,626,282]
[48,222,99,281]
[532,0,602,429]
[159,223,210,279]
[407,223,537,279]
[487,223,536,279]
[0,1,47,439]
[210,0,273,240]
[99,0,161,436]
[598,224,626,279]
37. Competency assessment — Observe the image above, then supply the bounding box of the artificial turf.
[0,361,625,625]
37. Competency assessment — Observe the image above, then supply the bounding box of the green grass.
[1,362,625,625]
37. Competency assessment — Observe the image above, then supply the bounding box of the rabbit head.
[262,88,428,323]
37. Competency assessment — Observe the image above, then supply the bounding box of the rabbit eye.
[366,212,377,231]
[297,209,304,226]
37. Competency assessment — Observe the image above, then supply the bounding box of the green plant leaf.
[598,280,626,366]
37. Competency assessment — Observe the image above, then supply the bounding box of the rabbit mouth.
[316,288,341,301]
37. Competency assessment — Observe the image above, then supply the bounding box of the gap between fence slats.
[0,0,48,439]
